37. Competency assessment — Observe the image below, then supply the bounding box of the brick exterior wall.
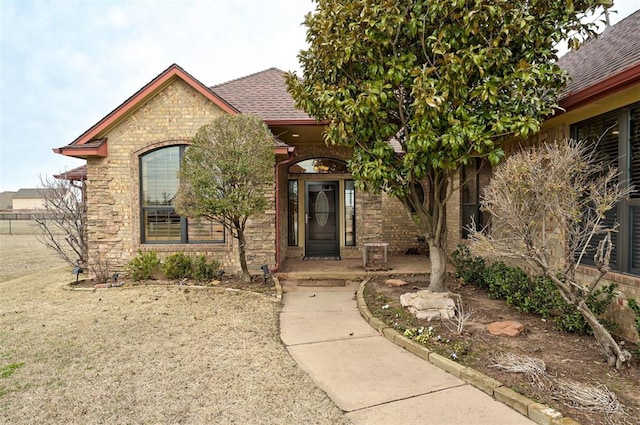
[381,196,423,254]
[465,122,640,342]
[85,78,276,274]
[280,142,417,260]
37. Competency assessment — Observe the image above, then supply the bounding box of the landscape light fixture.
[261,264,270,284]
[71,261,83,284]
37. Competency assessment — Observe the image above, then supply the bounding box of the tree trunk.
[427,239,446,292]
[237,228,251,283]
[576,300,631,369]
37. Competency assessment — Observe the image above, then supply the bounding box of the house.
[11,188,56,210]
[0,192,15,210]
[530,10,640,340]
[53,10,639,338]
[54,65,424,273]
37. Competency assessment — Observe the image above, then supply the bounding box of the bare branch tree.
[470,139,634,369]
[444,293,475,335]
[32,174,87,267]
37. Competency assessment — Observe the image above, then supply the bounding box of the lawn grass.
[0,234,350,424]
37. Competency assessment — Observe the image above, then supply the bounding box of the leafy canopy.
[175,114,274,232]
[287,0,608,198]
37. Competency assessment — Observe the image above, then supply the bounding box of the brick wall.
[381,195,423,254]
[85,78,275,275]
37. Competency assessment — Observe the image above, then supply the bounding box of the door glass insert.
[315,190,329,226]
[288,181,298,246]
[345,180,356,246]
[305,182,339,257]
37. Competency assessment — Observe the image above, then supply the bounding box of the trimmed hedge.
[451,244,617,335]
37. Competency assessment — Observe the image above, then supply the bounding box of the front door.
[305,181,339,258]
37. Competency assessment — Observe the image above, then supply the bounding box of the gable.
[54,64,237,159]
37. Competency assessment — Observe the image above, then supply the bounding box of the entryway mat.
[303,256,341,261]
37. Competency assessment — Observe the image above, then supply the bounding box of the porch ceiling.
[270,124,326,146]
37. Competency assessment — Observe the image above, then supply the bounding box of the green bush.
[554,284,618,334]
[502,266,532,309]
[483,261,511,300]
[451,244,486,288]
[162,252,193,280]
[628,299,640,336]
[453,247,619,335]
[126,250,160,282]
[192,255,220,282]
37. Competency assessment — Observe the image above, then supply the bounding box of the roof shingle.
[211,68,313,122]
[558,9,640,99]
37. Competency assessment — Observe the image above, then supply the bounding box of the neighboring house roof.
[558,9,640,110]
[54,64,238,158]
[13,188,55,199]
[212,68,316,124]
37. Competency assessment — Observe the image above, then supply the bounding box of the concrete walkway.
[279,279,535,425]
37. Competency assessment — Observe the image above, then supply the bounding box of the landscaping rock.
[487,321,525,337]
[400,290,456,321]
[385,278,408,287]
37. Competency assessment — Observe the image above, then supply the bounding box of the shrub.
[126,250,160,282]
[456,250,619,336]
[162,252,193,280]
[192,255,220,282]
[555,284,618,334]
[483,261,511,300]
[451,244,486,288]
[628,299,640,336]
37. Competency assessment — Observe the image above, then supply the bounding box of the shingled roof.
[558,9,640,101]
[211,68,314,123]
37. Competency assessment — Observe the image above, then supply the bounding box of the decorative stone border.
[356,278,580,425]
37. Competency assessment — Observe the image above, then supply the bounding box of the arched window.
[140,145,224,243]
[288,158,349,174]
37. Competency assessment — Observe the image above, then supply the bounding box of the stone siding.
[85,78,275,274]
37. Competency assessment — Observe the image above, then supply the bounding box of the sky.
[0,0,638,192]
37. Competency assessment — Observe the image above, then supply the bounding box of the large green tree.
[175,114,275,282]
[287,0,609,291]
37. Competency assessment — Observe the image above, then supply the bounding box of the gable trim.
[55,64,238,158]
[560,63,640,112]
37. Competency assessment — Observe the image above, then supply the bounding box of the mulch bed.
[364,274,640,425]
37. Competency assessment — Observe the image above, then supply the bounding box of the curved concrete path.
[279,279,535,425]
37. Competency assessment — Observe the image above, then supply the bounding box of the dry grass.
[0,233,351,424]
[554,379,625,416]
[489,352,550,389]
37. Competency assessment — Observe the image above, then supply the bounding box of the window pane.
[630,106,640,199]
[462,159,491,238]
[632,207,640,272]
[288,181,298,246]
[141,146,180,206]
[345,180,356,246]
[573,113,620,269]
[187,217,224,242]
[288,158,349,174]
[144,209,181,241]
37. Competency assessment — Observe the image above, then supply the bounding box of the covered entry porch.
[276,254,433,280]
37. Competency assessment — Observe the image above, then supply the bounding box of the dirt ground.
[0,232,351,424]
[365,275,640,425]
